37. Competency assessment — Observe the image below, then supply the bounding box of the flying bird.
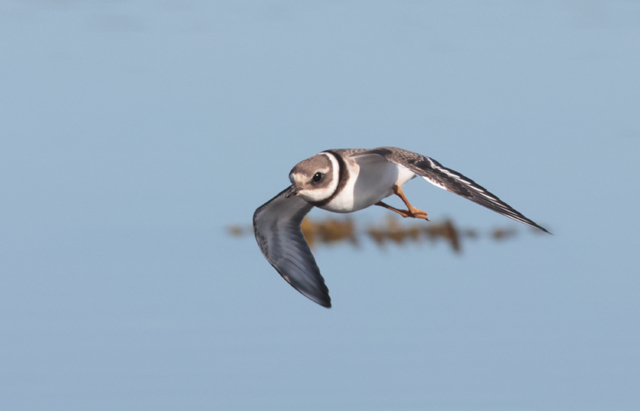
[253,147,548,308]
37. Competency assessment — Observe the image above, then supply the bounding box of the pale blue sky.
[1,1,639,410]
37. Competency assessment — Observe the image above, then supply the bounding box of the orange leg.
[375,201,413,218]
[375,185,429,220]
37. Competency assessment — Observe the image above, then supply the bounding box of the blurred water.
[1,1,639,410]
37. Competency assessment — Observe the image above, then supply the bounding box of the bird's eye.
[312,172,322,182]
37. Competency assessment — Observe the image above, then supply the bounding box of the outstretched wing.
[253,185,331,308]
[369,147,549,233]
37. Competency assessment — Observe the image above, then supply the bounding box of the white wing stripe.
[375,147,549,233]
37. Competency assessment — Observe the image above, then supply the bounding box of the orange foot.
[375,185,429,220]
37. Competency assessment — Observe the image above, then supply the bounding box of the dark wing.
[253,185,331,308]
[370,147,549,233]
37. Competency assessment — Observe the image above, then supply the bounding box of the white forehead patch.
[289,172,304,185]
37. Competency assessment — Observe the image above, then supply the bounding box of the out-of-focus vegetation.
[228,216,546,254]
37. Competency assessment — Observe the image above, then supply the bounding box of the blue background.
[1,1,639,410]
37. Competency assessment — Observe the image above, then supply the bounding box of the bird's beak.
[286,186,302,198]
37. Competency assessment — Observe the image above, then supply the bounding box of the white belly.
[319,155,415,213]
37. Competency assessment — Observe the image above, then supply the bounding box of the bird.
[253,147,549,308]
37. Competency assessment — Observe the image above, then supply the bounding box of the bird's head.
[288,153,338,203]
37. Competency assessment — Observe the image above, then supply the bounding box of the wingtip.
[308,293,332,308]
[533,223,552,235]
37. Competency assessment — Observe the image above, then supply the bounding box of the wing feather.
[369,147,549,233]
[253,186,331,308]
